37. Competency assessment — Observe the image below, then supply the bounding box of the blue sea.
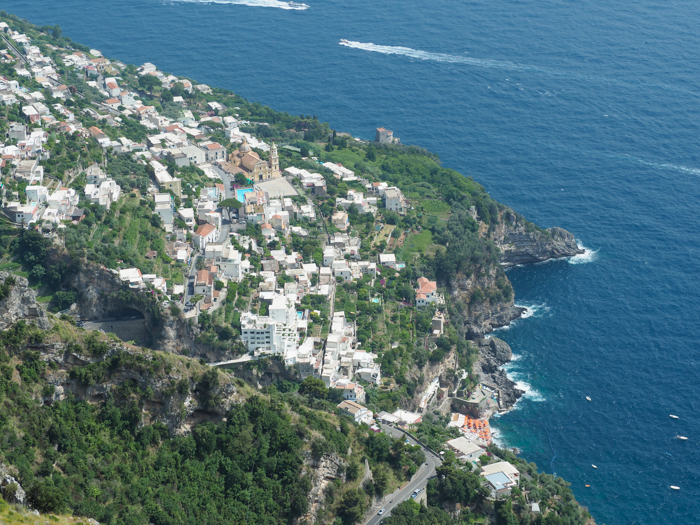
[5,0,700,522]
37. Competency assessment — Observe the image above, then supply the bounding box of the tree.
[234,173,248,186]
[298,376,327,406]
[300,145,310,157]
[219,198,243,221]
[139,74,162,93]
[366,146,377,162]
[161,89,174,103]
[29,479,65,514]
[336,489,366,525]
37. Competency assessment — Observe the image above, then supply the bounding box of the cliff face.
[65,263,233,360]
[449,266,525,339]
[37,341,242,435]
[472,337,523,409]
[493,221,583,267]
[0,272,50,331]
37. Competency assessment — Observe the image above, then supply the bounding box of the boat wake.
[169,0,309,10]
[568,242,598,265]
[339,40,554,74]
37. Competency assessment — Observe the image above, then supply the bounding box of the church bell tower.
[269,143,279,177]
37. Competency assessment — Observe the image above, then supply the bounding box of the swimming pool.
[236,188,254,202]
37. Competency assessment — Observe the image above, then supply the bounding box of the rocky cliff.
[33,338,243,435]
[0,272,50,331]
[448,266,525,339]
[472,337,524,409]
[493,221,583,267]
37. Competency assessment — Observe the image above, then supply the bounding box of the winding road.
[365,424,442,524]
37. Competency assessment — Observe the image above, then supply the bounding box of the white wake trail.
[169,0,309,10]
[339,40,554,74]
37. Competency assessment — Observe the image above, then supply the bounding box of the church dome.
[239,138,251,153]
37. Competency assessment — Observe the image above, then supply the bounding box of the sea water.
[4,0,700,521]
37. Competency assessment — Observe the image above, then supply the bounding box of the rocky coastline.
[467,226,582,412]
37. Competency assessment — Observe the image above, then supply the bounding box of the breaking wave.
[516,302,550,319]
[568,242,598,265]
[168,0,309,10]
[339,40,555,74]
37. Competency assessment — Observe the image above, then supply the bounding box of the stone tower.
[269,143,279,176]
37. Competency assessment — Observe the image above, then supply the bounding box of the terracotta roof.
[195,223,216,237]
[106,82,118,89]
[105,98,119,104]
[206,143,223,150]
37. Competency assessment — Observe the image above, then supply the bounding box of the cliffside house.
[446,436,484,463]
[480,462,520,499]
[193,223,218,250]
[416,277,437,307]
[337,400,373,425]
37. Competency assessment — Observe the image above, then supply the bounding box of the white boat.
[670,486,680,490]
[287,1,309,9]
[670,415,679,419]
[592,464,597,469]
[340,39,350,44]
[586,396,592,401]
[677,436,688,440]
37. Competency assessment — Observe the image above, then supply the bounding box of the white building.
[446,436,484,463]
[84,180,121,209]
[337,400,373,425]
[416,277,438,307]
[193,223,218,250]
[25,185,48,204]
[383,187,406,213]
[4,202,38,225]
[48,188,78,215]
[240,294,298,355]
[150,160,182,198]
[154,193,174,231]
[119,268,143,289]
[86,164,108,184]
[481,462,520,499]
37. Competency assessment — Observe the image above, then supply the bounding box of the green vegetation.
[0,12,587,525]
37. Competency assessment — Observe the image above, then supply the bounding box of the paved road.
[365,424,442,525]
[2,35,27,65]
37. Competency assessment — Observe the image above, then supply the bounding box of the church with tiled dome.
[227,138,281,181]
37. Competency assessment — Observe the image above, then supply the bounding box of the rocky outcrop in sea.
[473,337,524,410]
[494,222,583,267]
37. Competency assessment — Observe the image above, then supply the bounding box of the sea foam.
[568,242,598,265]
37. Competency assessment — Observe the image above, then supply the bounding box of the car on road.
[378,508,385,515]
[412,488,422,499]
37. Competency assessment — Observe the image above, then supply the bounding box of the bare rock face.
[494,223,583,267]
[0,463,27,505]
[0,272,50,331]
[472,337,523,409]
[300,452,346,524]
[449,267,525,339]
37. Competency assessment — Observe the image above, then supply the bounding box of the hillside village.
[0,19,459,433]
[0,15,592,525]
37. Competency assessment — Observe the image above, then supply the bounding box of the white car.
[378,508,385,515]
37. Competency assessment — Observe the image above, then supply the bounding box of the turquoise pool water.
[236,188,254,202]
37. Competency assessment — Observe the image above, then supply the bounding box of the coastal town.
[0,15,591,525]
